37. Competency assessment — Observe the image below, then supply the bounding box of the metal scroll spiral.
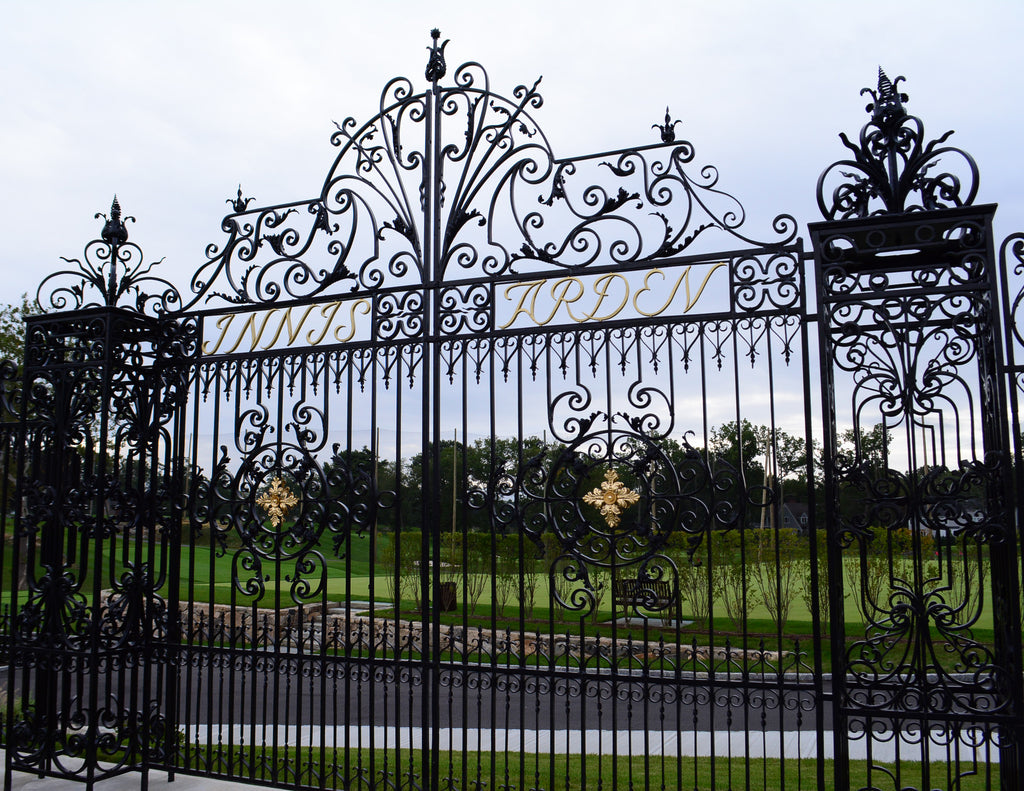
[513,424,718,617]
[816,69,979,220]
[828,295,1008,713]
[1001,232,1024,353]
[191,439,377,607]
[189,33,797,308]
[827,297,982,428]
[36,196,182,316]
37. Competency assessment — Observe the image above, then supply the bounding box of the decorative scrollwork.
[188,32,796,308]
[817,69,979,220]
[518,419,714,568]
[37,197,182,315]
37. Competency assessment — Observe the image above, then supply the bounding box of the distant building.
[782,498,810,534]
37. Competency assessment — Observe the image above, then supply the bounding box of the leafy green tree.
[405,434,553,535]
[0,298,34,520]
[708,420,767,485]
[836,423,892,474]
[708,420,816,518]
[0,295,33,368]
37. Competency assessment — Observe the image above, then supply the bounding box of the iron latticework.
[816,69,979,220]
[2,41,1022,791]
[812,72,1023,791]
[6,204,196,787]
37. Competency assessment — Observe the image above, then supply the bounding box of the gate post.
[5,200,193,789]
[811,73,1024,791]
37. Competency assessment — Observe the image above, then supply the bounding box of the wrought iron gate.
[4,38,1023,791]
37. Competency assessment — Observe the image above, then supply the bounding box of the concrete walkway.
[2,752,251,790]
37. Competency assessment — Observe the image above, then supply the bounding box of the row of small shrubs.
[375,524,978,635]
[376,531,550,618]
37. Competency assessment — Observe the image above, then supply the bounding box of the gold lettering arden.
[497,262,726,330]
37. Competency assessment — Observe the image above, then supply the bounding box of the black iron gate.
[4,39,1023,791]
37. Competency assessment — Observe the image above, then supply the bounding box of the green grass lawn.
[179,532,997,631]
[175,745,999,791]
[0,529,1001,675]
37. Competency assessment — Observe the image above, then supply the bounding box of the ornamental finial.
[227,185,254,214]
[37,200,181,314]
[100,195,130,248]
[816,71,978,220]
[98,195,132,303]
[864,67,908,129]
[425,28,449,82]
[652,107,681,144]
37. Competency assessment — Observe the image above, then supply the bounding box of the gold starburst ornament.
[256,476,300,527]
[583,469,640,528]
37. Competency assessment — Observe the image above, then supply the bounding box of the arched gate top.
[181,31,798,309]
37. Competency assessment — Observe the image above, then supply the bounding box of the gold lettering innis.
[202,313,237,355]
[305,302,343,346]
[202,298,371,356]
[498,263,726,329]
[262,304,318,349]
[334,299,371,343]
[223,309,281,354]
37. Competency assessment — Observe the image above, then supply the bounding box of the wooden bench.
[612,578,677,620]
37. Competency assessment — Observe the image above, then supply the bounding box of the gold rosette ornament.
[256,476,300,527]
[583,469,640,529]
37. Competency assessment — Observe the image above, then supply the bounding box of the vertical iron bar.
[421,74,438,791]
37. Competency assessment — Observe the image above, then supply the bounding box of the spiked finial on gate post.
[865,68,909,130]
[815,69,979,219]
[99,196,131,305]
[653,108,681,144]
[37,198,181,314]
[425,28,448,82]
[227,185,254,214]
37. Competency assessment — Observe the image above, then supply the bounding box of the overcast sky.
[2,0,1023,308]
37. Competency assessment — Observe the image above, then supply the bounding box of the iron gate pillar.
[6,203,192,790]
[811,69,1019,790]
[812,70,1024,790]
[813,202,1024,790]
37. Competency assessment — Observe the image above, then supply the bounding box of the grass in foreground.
[175,745,999,791]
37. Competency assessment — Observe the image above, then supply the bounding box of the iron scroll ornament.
[816,69,979,220]
[36,196,183,316]
[503,421,757,618]
[186,32,797,308]
[190,440,378,606]
[514,425,724,568]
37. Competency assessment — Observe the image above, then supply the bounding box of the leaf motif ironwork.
[817,69,979,220]
[188,34,795,308]
[37,197,182,315]
[256,476,300,528]
[582,469,640,528]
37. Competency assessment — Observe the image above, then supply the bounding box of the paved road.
[170,651,828,733]
[2,649,1006,749]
